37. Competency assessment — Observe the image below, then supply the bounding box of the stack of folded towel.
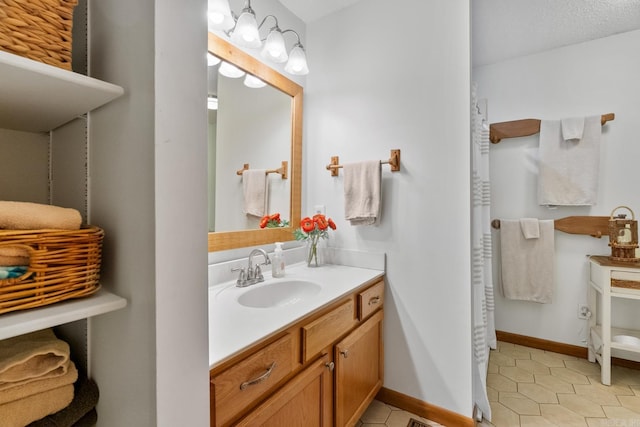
[0,201,82,283]
[0,329,78,427]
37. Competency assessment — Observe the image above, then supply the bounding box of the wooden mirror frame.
[207,32,303,252]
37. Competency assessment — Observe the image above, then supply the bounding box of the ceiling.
[278,0,640,67]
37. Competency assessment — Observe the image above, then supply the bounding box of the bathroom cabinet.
[0,52,125,346]
[209,278,384,427]
[587,256,640,385]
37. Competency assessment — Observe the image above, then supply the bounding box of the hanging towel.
[561,117,585,141]
[538,116,601,206]
[0,201,82,230]
[0,329,70,386]
[343,160,381,226]
[520,218,540,239]
[242,169,268,218]
[500,219,555,304]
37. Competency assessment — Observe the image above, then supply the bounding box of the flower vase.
[307,240,319,267]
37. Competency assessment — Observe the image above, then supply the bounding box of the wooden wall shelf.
[491,216,610,238]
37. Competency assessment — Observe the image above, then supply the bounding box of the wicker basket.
[0,226,103,315]
[0,0,78,70]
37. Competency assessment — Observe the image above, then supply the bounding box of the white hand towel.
[242,169,268,218]
[343,160,381,226]
[519,218,540,239]
[500,219,555,304]
[561,117,585,141]
[538,115,601,206]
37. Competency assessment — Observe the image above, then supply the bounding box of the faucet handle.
[254,264,264,281]
[231,267,246,285]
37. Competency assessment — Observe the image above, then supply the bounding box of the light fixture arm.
[258,14,280,32]
[281,29,304,48]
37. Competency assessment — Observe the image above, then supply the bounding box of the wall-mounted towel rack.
[326,149,401,177]
[236,161,288,179]
[489,113,615,144]
[491,216,609,238]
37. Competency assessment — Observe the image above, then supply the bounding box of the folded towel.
[0,384,74,427]
[0,201,82,230]
[73,408,97,427]
[0,246,30,267]
[242,170,268,218]
[500,219,555,304]
[0,361,77,405]
[538,116,601,206]
[561,117,585,140]
[519,218,540,239]
[0,266,28,280]
[343,160,381,226]
[28,372,98,427]
[72,407,97,427]
[0,329,70,385]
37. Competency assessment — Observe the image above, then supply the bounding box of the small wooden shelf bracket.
[236,161,288,179]
[489,113,615,144]
[491,216,609,239]
[326,149,401,177]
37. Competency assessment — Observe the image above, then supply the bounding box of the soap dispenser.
[272,242,285,278]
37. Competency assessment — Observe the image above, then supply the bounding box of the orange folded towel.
[0,329,70,386]
[0,384,74,427]
[0,246,30,267]
[0,201,81,230]
[0,360,77,405]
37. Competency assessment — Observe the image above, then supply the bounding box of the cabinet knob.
[325,361,335,371]
[340,350,349,358]
[368,296,380,305]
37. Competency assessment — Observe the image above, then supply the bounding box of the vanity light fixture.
[218,61,245,78]
[244,74,267,88]
[207,0,310,76]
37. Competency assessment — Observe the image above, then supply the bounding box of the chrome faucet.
[233,248,271,287]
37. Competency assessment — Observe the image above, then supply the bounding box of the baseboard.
[496,330,640,370]
[376,387,474,427]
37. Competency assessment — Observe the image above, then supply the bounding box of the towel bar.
[491,216,609,238]
[236,161,288,179]
[326,149,401,177]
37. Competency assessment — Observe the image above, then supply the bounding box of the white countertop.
[209,262,383,368]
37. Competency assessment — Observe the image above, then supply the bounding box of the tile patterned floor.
[481,341,640,427]
[357,399,444,427]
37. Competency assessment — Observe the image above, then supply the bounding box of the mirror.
[207,32,302,252]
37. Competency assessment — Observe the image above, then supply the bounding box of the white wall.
[474,30,640,347]
[89,0,209,425]
[305,0,473,416]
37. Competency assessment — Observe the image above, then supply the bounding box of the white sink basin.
[237,280,321,308]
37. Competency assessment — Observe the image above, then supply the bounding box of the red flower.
[301,217,315,233]
[327,218,337,230]
[259,215,269,229]
[314,214,328,230]
[269,213,280,222]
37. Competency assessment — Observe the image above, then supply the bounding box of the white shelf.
[0,51,124,132]
[0,289,127,340]
[591,325,640,354]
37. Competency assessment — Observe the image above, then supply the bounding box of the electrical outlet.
[578,304,591,320]
[314,205,325,215]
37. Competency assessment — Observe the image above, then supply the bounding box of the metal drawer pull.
[240,362,276,390]
[325,361,335,371]
[368,296,380,305]
[340,350,349,358]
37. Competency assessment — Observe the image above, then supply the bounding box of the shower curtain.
[471,83,496,421]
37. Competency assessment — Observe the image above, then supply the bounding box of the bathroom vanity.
[208,263,384,427]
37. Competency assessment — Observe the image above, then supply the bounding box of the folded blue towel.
[0,266,28,279]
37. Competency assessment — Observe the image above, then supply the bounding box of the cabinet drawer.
[302,299,356,363]
[358,280,384,320]
[611,270,640,292]
[211,334,294,427]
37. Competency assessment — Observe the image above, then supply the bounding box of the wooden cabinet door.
[235,355,332,427]
[335,310,384,427]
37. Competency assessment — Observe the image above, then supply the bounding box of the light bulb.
[244,74,267,88]
[284,45,309,75]
[260,29,288,63]
[219,61,245,78]
[207,96,218,110]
